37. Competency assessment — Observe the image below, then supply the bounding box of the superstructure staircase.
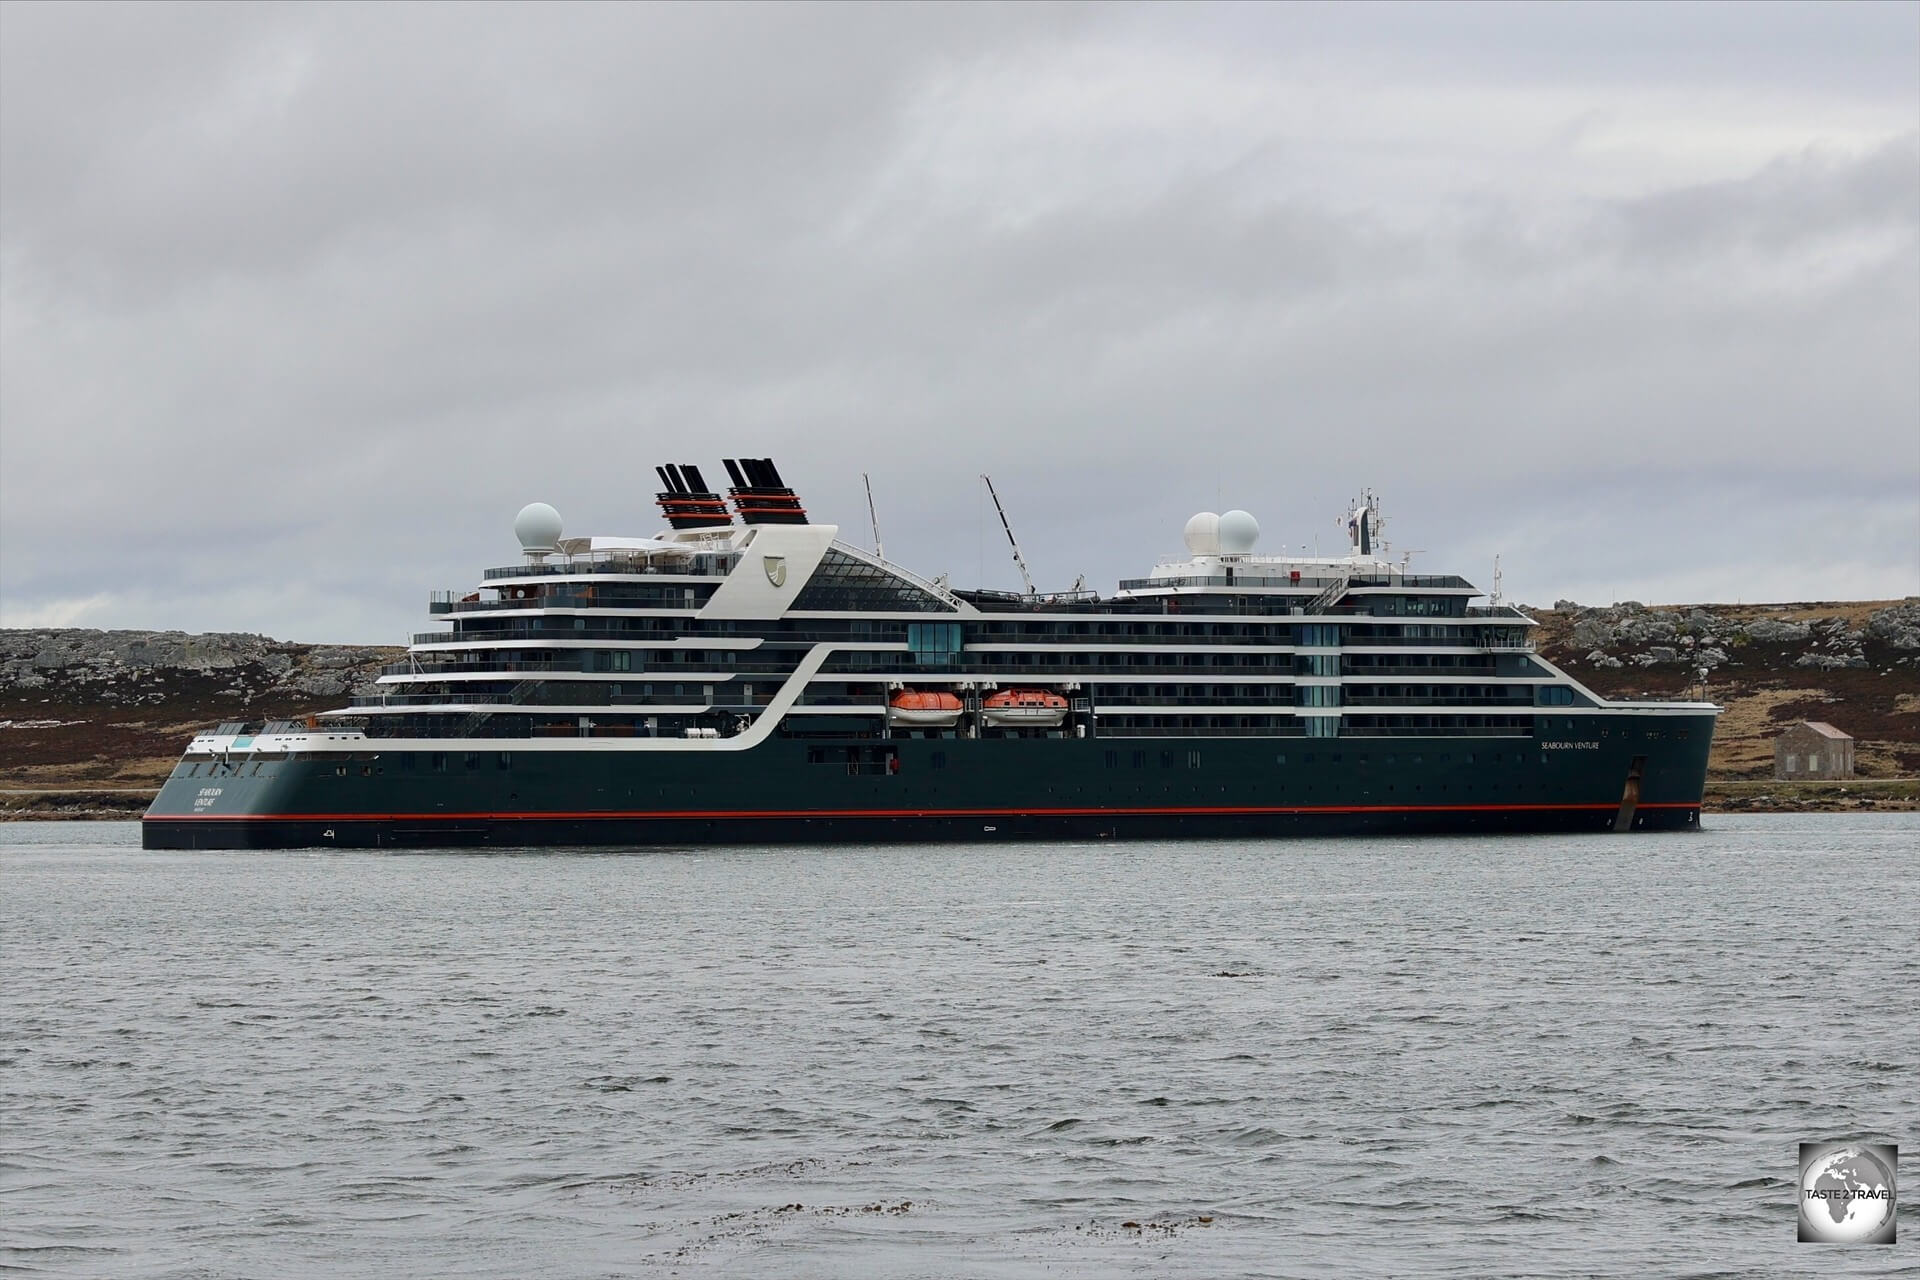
[456,678,541,737]
[1305,574,1351,614]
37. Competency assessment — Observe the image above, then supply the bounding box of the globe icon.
[1800,1145,1896,1243]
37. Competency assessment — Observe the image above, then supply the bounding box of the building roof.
[1794,721,1852,741]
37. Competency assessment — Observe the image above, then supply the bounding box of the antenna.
[863,472,885,561]
[1492,554,1504,606]
[980,474,1035,596]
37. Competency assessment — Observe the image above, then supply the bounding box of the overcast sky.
[3,1,1916,642]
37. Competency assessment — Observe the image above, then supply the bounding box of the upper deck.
[185,463,1711,750]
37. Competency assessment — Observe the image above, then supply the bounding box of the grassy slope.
[1,656,399,792]
[1529,601,1920,780]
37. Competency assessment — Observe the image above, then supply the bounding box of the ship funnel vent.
[723,457,808,525]
[654,461,733,530]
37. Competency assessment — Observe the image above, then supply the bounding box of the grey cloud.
[2,2,1915,641]
[1610,136,1920,260]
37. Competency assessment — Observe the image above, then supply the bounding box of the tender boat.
[888,690,964,727]
[980,688,1069,728]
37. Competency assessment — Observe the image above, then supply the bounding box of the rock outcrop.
[0,629,395,706]
[1530,600,1920,675]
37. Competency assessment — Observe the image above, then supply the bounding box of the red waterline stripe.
[154,801,1700,822]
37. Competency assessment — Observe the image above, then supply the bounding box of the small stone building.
[1774,722,1854,781]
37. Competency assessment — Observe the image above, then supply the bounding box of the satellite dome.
[514,502,563,553]
[1183,512,1221,556]
[1218,509,1260,555]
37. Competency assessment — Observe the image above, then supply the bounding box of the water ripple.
[1,815,1914,1278]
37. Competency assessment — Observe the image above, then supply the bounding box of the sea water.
[2,816,1913,1279]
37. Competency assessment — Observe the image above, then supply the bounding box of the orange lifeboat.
[887,689,964,727]
[980,687,1069,728]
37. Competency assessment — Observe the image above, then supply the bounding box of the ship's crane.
[980,474,1035,596]
[863,472,885,561]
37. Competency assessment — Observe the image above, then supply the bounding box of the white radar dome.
[1183,512,1221,556]
[514,502,563,553]
[1218,509,1260,554]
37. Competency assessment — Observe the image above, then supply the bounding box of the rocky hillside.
[1526,599,1920,779]
[1,630,397,788]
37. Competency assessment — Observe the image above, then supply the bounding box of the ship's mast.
[981,474,1035,596]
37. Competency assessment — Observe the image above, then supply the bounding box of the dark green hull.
[143,717,1715,848]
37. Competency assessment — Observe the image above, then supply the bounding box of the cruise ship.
[143,459,1719,848]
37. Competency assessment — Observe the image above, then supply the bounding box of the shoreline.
[6,782,1916,822]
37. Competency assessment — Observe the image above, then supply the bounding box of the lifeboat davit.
[980,688,1069,728]
[888,689,964,727]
